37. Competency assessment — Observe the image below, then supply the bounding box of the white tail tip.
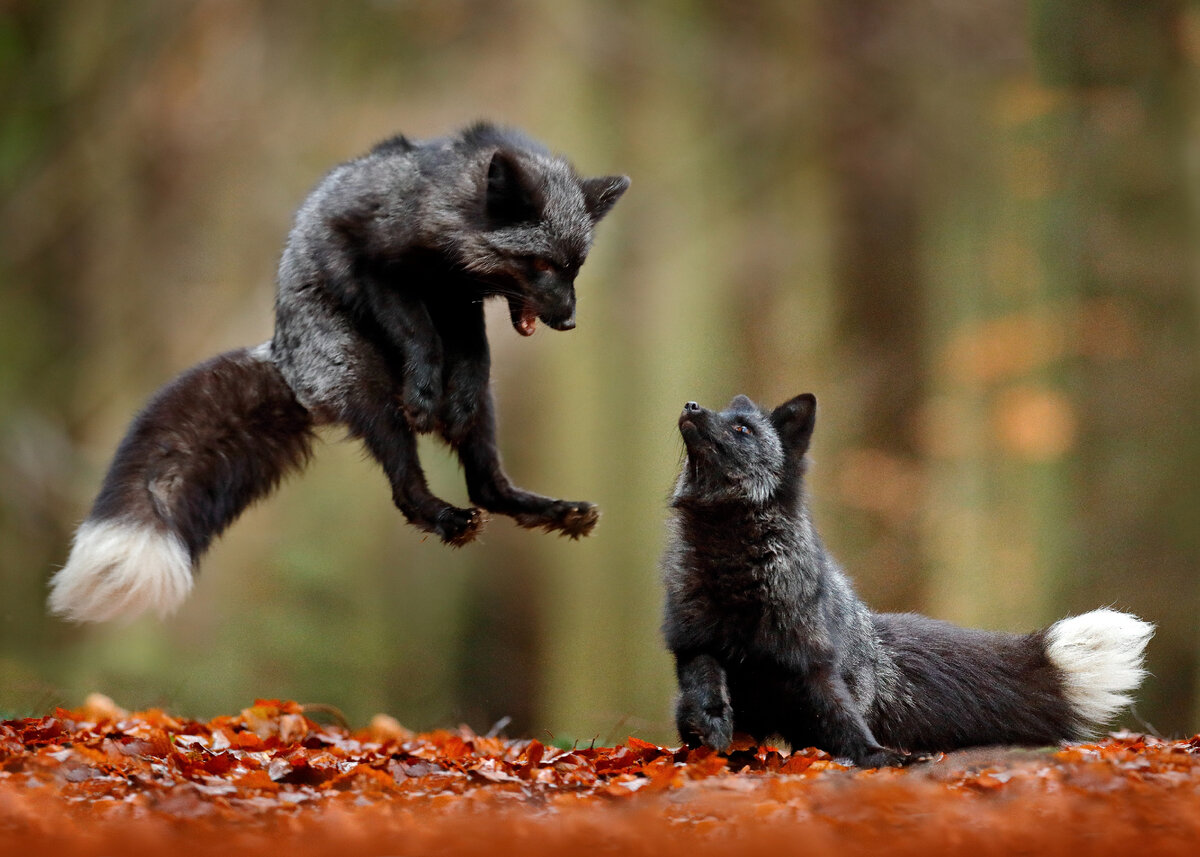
[1045,608,1154,729]
[48,519,193,623]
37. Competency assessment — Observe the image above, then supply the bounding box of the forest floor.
[2,696,1199,856]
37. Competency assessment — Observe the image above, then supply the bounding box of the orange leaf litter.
[2,695,1200,856]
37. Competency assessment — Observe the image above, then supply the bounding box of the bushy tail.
[49,345,315,622]
[871,608,1153,753]
[1044,608,1154,731]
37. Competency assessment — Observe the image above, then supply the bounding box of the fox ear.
[771,394,817,453]
[580,175,630,223]
[727,394,757,413]
[486,150,541,224]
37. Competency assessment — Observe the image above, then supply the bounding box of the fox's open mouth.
[516,307,538,337]
[508,297,539,337]
[507,296,576,336]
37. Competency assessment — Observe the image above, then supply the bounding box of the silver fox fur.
[662,394,1153,766]
[51,123,628,622]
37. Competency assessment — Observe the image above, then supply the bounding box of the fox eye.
[732,424,752,435]
[531,258,555,274]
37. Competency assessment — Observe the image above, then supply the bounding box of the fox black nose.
[684,401,700,413]
[544,307,577,331]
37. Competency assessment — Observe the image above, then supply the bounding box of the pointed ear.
[727,394,757,413]
[486,150,540,224]
[580,175,630,222]
[771,394,817,453]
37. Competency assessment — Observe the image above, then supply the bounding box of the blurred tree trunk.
[917,5,1068,633]
[1031,0,1200,734]
[816,1,927,610]
[528,0,835,743]
[0,4,91,702]
[527,1,750,744]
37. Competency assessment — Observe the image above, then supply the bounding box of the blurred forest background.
[2,1,1199,743]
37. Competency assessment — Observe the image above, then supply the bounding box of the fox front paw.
[513,501,599,539]
[678,695,734,753]
[682,710,733,753]
[434,506,488,547]
[698,714,733,753]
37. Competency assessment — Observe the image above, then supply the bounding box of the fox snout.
[679,400,702,426]
[678,402,710,445]
[506,285,576,337]
[540,301,576,331]
[533,276,577,331]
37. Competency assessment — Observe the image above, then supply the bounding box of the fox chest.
[681,570,811,665]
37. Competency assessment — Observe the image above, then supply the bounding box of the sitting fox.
[50,122,629,624]
[662,393,1153,767]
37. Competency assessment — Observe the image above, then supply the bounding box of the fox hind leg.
[788,666,915,768]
